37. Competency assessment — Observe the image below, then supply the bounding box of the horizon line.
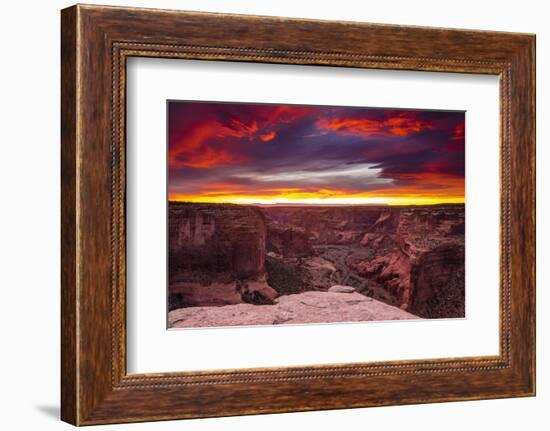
[168,200,465,207]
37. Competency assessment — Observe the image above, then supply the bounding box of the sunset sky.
[168,101,465,205]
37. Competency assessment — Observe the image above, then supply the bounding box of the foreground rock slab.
[168,291,419,328]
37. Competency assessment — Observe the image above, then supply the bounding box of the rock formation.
[168,203,277,309]
[260,204,465,315]
[168,290,419,328]
[350,207,465,314]
[168,202,465,323]
[409,243,465,318]
[262,205,382,245]
[266,225,314,258]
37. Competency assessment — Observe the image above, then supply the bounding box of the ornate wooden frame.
[61,4,536,425]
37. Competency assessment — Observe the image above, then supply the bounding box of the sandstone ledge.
[168,291,419,329]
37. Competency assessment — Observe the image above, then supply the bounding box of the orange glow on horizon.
[169,174,464,206]
[169,191,465,206]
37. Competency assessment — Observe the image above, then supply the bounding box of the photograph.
[167,101,466,328]
[0,0,542,428]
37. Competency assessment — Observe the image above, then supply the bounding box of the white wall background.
[0,1,546,429]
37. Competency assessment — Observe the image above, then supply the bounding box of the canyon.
[168,202,465,328]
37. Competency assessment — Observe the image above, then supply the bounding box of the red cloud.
[383,115,432,136]
[169,119,250,169]
[318,112,433,137]
[452,123,465,140]
[174,146,249,169]
[220,117,258,138]
[260,131,276,142]
[169,104,314,169]
[446,123,465,152]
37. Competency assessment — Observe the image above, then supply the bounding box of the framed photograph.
[61,4,535,425]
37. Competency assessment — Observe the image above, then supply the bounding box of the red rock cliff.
[168,203,276,308]
[351,206,465,313]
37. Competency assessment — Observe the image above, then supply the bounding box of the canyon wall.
[409,243,465,318]
[168,203,277,309]
[260,205,465,317]
[349,206,465,315]
[263,206,382,246]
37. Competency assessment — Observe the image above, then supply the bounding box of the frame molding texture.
[61,4,535,425]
